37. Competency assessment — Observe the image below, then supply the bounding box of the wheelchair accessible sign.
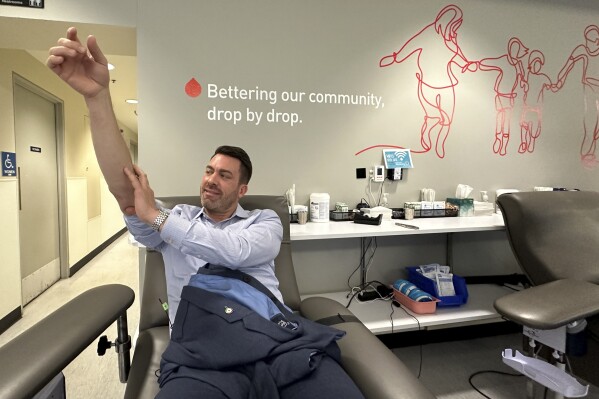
[2,152,16,177]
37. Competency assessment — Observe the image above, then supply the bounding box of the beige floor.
[0,233,140,399]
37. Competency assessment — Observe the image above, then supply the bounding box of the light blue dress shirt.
[125,203,284,322]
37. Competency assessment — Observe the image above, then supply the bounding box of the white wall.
[67,177,125,268]
[137,0,599,292]
[0,180,21,319]
[67,177,88,265]
[138,0,599,202]
[0,0,136,27]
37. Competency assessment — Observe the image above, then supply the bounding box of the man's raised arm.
[47,27,136,215]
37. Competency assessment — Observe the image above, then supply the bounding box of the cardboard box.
[446,198,474,217]
[433,201,446,217]
[420,201,434,217]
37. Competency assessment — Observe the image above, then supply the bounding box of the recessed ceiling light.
[125,99,139,104]
[108,63,115,71]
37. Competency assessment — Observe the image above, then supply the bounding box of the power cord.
[468,370,524,399]
[346,237,378,292]
[345,280,390,308]
[468,342,548,398]
[391,302,424,379]
[366,177,388,207]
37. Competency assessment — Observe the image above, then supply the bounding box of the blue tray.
[406,266,468,307]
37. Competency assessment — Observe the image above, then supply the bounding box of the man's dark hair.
[212,145,253,184]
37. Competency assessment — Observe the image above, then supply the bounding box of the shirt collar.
[198,203,250,223]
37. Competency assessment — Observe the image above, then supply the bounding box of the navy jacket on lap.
[157,267,345,398]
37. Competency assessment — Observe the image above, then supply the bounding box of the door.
[14,77,64,305]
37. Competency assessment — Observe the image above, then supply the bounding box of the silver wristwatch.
[151,209,170,231]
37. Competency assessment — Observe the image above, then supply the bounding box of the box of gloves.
[406,264,468,307]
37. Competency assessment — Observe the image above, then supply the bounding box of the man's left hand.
[124,165,160,225]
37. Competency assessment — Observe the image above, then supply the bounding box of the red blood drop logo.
[185,78,202,97]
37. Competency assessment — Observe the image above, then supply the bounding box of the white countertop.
[290,214,505,240]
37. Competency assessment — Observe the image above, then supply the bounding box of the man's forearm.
[86,89,135,212]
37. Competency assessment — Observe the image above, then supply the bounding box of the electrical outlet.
[356,168,367,179]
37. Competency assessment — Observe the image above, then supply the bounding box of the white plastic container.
[310,193,330,222]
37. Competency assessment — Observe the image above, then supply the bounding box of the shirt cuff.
[159,212,192,248]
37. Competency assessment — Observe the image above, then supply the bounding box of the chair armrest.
[300,297,436,399]
[0,284,135,399]
[494,279,599,330]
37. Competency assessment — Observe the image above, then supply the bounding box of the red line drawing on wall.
[478,38,529,156]
[519,50,552,154]
[554,25,599,168]
[355,6,597,169]
[377,4,476,159]
[354,144,428,156]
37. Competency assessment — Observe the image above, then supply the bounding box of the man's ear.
[238,184,248,198]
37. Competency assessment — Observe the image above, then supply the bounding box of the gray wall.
[137,0,599,293]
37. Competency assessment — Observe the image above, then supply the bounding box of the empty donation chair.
[124,195,436,399]
[494,191,599,398]
[0,284,135,399]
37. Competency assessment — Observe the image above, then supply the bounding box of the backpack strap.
[197,264,292,317]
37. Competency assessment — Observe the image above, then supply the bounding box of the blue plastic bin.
[406,266,469,307]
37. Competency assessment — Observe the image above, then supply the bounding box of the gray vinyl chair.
[124,194,436,399]
[494,191,599,395]
[0,284,135,399]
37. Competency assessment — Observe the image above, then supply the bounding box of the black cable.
[501,283,521,292]
[346,237,374,290]
[468,370,523,399]
[345,289,361,308]
[346,260,363,291]
[346,237,378,293]
[346,279,390,308]
[362,237,378,286]
[394,303,424,379]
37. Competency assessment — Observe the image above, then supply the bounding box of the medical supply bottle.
[310,193,330,222]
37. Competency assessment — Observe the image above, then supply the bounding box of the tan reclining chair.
[494,191,599,397]
[125,195,435,399]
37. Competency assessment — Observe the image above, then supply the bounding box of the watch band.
[151,209,170,231]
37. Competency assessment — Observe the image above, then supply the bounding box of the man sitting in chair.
[47,27,364,399]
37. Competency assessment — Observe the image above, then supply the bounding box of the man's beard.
[200,186,237,214]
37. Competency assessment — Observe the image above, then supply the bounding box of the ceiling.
[0,17,138,133]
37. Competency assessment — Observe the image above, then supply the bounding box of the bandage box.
[406,266,469,307]
[433,201,446,217]
[420,201,434,217]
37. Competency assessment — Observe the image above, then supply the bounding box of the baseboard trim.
[0,307,21,335]
[69,227,128,277]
